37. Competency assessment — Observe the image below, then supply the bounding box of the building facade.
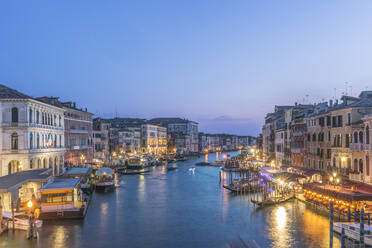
[0,85,65,177]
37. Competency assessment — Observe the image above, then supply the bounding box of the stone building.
[148,118,199,154]
[0,85,65,177]
[37,97,94,166]
[93,118,110,161]
[141,124,167,155]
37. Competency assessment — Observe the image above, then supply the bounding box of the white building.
[0,85,66,177]
[141,124,167,154]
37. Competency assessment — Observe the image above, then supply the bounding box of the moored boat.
[334,222,372,246]
[95,168,116,192]
[38,178,90,220]
[2,212,42,230]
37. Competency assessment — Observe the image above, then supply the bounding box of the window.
[367,126,370,145]
[328,131,331,141]
[307,134,311,142]
[11,107,18,123]
[345,134,350,148]
[359,131,364,144]
[347,113,351,125]
[37,133,40,149]
[354,159,358,172]
[312,133,316,142]
[29,109,33,123]
[354,132,358,143]
[11,133,18,150]
[327,149,331,159]
[327,116,331,126]
[367,156,370,176]
[359,159,364,173]
[30,133,33,149]
[338,115,343,127]
[332,116,337,127]
[36,111,39,124]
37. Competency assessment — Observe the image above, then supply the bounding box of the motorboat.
[95,168,116,191]
[3,212,42,230]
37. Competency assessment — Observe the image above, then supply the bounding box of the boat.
[38,178,91,220]
[334,222,372,246]
[2,212,42,230]
[251,194,294,207]
[123,168,151,175]
[95,168,116,191]
[127,157,145,170]
[63,167,94,194]
[195,162,211,166]
[167,164,178,171]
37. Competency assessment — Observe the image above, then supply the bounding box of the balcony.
[349,172,363,182]
[69,129,89,134]
[350,143,364,151]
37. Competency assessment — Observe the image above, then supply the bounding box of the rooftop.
[0,169,52,193]
[40,178,81,191]
[63,167,93,176]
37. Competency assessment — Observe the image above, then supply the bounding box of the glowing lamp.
[27,200,33,208]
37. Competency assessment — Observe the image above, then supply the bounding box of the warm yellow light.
[336,178,340,184]
[341,157,346,162]
[330,176,333,182]
[27,200,33,208]
[332,172,337,177]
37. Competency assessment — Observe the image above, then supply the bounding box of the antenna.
[345,82,348,95]
[334,88,337,100]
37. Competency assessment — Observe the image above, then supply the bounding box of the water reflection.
[49,226,68,248]
[270,206,290,248]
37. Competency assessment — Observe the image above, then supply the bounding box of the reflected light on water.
[276,206,287,230]
[270,206,290,248]
[205,154,208,162]
[50,226,68,248]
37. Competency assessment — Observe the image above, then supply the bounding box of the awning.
[0,169,52,193]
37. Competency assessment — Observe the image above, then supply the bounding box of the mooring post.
[347,206,351,222]
[329,201,333,248]
[368,213,370,226]
[341,227,345,248]
[360,208,365,245]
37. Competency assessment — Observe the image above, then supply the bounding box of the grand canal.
[1,151,340,248]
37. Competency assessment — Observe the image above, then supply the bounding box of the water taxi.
[38,178,90,220]
[2,212,42,230]
[95,168,116,192]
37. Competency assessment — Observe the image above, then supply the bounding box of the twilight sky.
[1,1,372,136]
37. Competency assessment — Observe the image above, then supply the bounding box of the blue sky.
[1,1,372,135]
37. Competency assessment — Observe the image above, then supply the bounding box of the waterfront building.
[93,118,110,161]
[198,132,208,153]
[148,118,199,154]
[290,112,308,168]
[118,126,141,154]
[0,85,65,177]
[141,124,167,155]
[37,98,94,166]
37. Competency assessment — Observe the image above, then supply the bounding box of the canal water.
[1,151,340,248]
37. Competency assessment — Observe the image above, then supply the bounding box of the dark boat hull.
[95,184,115,191]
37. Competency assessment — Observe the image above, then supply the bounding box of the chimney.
[329,100,333,107]
[73,102,76,108]
[295,102,298,106]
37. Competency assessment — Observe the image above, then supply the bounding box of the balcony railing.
[69,129,89,134]
[350,143,364,151]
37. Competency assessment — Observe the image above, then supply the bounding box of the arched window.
[366,155,370,176]
[354,132,358,143]
[30,133,33,149]
[312,133,316,142]
[11,107,18,123]
[307,134,311,142]
[333,157,336,167]
[359,159,364,173]
[354,159,358,172]
[59,135,62,147]
[359,131,364,144]
[59,116,62,127]
[11,132,18,150]
[37,133,40,149]
[367,126,370,145]
[36,111,39,124]
[30,159,35,169]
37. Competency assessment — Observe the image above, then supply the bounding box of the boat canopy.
[63,167,93,177]
[96,168,114,176]
[40,178,81,193]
